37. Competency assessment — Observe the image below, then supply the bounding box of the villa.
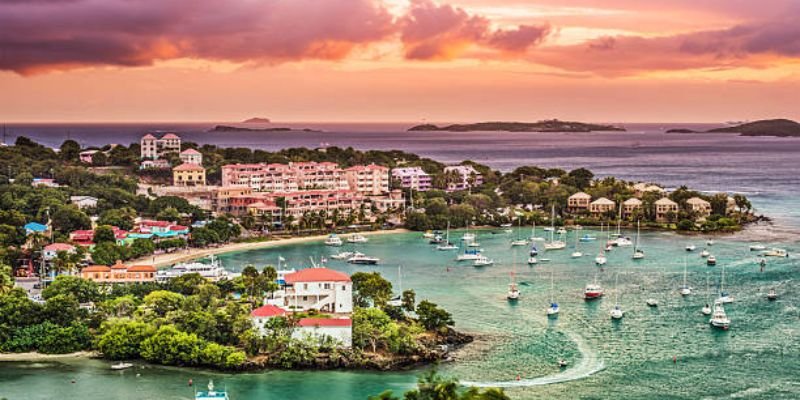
[622,198,643,218]
[179,148,203,165]
[567,192,592,213]
[265,267,353,314]
[233,189,368,222]
[392,167,432,192]
[444,165,483,192]
[686,197,712,218]
[655,197,679,222]
[70,195,98,209]
[172,163,206,186]
[70,226,128,247]
[250,304,353,348]
[43,243,76,261]
[140,133,181,161]
[632,183,667,198]
[80,260,157,283]
[589,197,615,215]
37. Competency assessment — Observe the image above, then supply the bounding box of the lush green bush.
[1,321,91,354]
[96,319,156,360]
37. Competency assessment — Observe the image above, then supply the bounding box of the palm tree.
[0,264,14,295]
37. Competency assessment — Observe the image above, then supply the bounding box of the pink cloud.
[399,0,550,60]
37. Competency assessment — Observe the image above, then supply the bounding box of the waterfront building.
[212,186,254,214]
[80,260,156,283]
[173,163,206,186]
[70,195,98,209]
[140,133,181,160]
[622,198,643,217]
[221,161,356,192]
[392,167,432,191]
[443,165,483,192]
[266,267,353,314]
[232,190,367,222]
[686,197,712,218]
[43,243,76,261]
[70,226,127,247]
[250,304,353,348]
[655,197,679,222]
[179,148,203,165]
[589,197,615,215]
[567,192,592,212]
[343,164,389,195]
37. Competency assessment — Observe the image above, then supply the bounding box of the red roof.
[141,133,157,140]
[111,260,128,270]
[161,133,180,139]
[83,265,111,273]
[284,268,351,284]
[169,225,188,231]
[297,318,352,327]
[127,265,156,273]
[141,220,171,227]
[174,163,205,171]
[180,148,201,154]
[251,305,287,318]
[44,243,75,251]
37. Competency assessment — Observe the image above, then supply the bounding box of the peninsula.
[242,117,271,124]
[666,119,800,137]
[209,125,320,132]
[408,120,625,132]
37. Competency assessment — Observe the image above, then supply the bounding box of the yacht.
[584,276,604,300]
[507,282,520,301]
[709,302,730,330]
[473,254,494,267]
[347,253,380,265]
[706,255,716,266]
[527,256,538,265]
[110,362,134,370]
[595,253,607,266]
[330,251,354,260]
[749,244,767,251]
[437,242,458,251]
[685,245,696,252]
[716,266,734,303]
[544,205,566,250]
[347,233,368,243]
[156,255,230,282]
[195,380,229,400]
[456,249,482,261]
[701,303,712,316]
[700,249,710,258]
[632,249,645,260]
[461,233,476,242]
[679,259,691,296]
[614,237,633,247]
[546,271,558,316]
[571,231,583,258]
[767,288,778,301]
[763,248,789,258]
[632,220,645,260]
[324,234,343,246]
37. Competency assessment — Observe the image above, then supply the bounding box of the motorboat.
[330,251,354,260]
[615,237,633,247]
[706,255,716,266]
[347,233,368,243]
[422,231,435,239]
[610,305,624,320]
[461,233,476,242]
[111,362,134,370]
[324,234,344,246]
[545,241,567,250]
[429,235,445,244]
[507,283,520,301]
[595,253,607,266]
[685,245,696,252]
[437,242,458,251]
[579,234,597,242]
[556,228,567,235]
[347,253,380,265]
[763,248,789,258]
[646,298,658,307]
[156,255,230,282]
[749,244,767,251]
[527,257,538,265]
[717,292,735,304]
[511,239,529,246]
[195,380,229,400]
[700,249,710,258]
[558,359,568,368]
[701,303,712,315]
[709,302,730,330]
[571,251,583,258]
[456,249,482,261]
[474,255,494,267]
[767,288,778,301]
[546,271,558,316]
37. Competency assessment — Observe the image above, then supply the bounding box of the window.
[342,285,346,291]
[324,283,331,289]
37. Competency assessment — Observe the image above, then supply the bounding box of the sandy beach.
[0,351,97,362]
[130,229,410,268]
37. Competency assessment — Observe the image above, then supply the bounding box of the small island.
[209,125,320,133]
[242,117,271,124]
[667,119,800,137]
[408,120,625,132]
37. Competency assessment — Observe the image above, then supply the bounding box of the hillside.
[208,125,319,132]
[408,120,625,132]
[707,119,800,137]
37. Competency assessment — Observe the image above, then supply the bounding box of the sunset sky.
[2,0,799,123]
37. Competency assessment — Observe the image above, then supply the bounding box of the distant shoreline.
[0,351,97,362]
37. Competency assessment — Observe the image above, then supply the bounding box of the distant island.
[242,117,271,123]
[408,120,625,132]
[209,125,320,133]
[666,119,800,137]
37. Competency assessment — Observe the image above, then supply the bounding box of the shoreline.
[131,229,410,268]
[0,351,97,362]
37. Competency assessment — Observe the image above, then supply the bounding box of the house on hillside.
[266,267,353,314]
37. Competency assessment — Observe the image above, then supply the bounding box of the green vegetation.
[667,119,800,137]
[369,369,509,400]
[408,120,625,132]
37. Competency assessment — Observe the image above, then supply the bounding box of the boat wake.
[462,333,605,388]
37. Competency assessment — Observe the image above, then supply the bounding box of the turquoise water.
[2,228,798,399]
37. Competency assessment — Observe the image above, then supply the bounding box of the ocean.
[0,123,798,399]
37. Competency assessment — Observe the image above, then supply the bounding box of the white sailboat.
[437,222,458,251]
[632,220,645,260]
[507,250,520,300]
[610,274,624,319]
[467,231,482,247]
[546,270,559,316]
[595,224,607,265]
[701,273,712,315]
[510,217,529,246]
[716,266,735,303]
[388,265,403,307]
[680,258,692,296]
[530,219,546,241]
[324,233,343,246]
[544,205,566,250]
[571,229,583,258]
[473,254,494,267]
[347,233,368,243]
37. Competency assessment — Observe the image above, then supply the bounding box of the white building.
[140,133,181,160]
[267,267,353,314]
[250,304,352,348]
[444,165,483,192]
[43,243,76,261]
[179,148,203,165]
[70,196,98,209]
[392,167,432,191]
